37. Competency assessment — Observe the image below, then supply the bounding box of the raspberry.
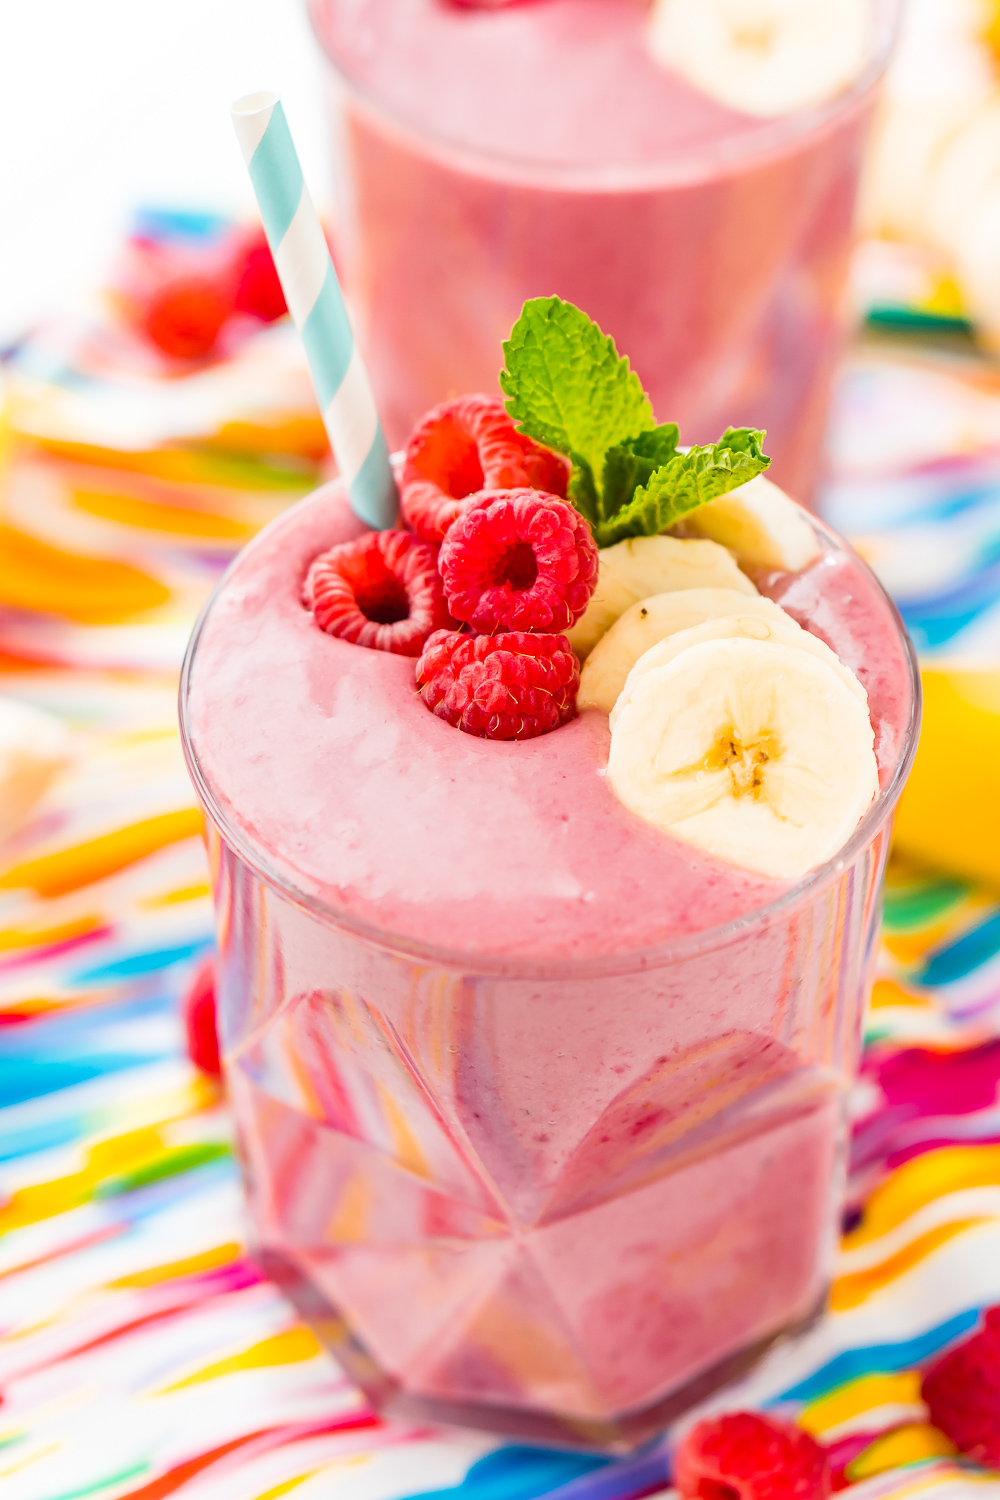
[417,629,579,740]
[675,1413,831,1500]
[305,530,453,657]
[232,228,287,323]
[182,956,221,1077]
[143,278,232,360]
[922,1306,1000,1464]
[400,395,571,544]
[438,490,598,634]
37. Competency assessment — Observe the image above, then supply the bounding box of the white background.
[0,0,329,345]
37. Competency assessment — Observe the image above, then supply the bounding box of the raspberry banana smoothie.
[310,0,899,501]
[181,303,918,1449]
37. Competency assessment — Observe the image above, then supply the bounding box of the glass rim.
[179,474,922,982]
[306,0,903,192]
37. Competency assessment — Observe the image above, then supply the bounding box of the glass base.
[257,1244,827,1454]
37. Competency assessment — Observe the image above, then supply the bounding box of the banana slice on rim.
[567,536,757,662]
[609,609,867,729]
[579,587,790,715]
[677,475,820,574]
[647,0,872,119]
[607,638,879,881]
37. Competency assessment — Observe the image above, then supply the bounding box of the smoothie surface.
[311,0,773,171]
[185,487,913,961]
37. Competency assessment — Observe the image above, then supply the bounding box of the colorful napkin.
[2,292,1000,1498]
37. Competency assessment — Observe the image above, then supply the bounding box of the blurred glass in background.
[312,0,902,502]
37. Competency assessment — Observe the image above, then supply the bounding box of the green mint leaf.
[600,424,680,519]
[594,428,770,547]
[567,456,600,527]
[500,297,654,483]
[629,425,682,464]
[498,299,771,543]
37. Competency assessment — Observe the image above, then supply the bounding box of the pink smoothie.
[311,0,892,500]
[188,488,910,959]
[182,485,917,1446]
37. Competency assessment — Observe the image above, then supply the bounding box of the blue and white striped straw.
[231,91,398,530]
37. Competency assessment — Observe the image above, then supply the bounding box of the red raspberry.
[922,1306,1000,1464]
[675,1413,831,1500]
[232,227,287,323]
[417,629,579,740]
[143,278,232,360]
[438,490,598,634]
[400,395,571,544]
[305,530,453,657]
[182,956,221,1077]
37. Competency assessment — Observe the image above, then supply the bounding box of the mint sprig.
[500,297,770,545]
[596,428,770,547]
[500,296,653,526]
[600,425,680,521]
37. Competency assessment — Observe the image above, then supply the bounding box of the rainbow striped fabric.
[0,311,325,671]
[823,344,1000,666]
[2,324,1000,1500]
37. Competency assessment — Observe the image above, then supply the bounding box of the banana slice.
[953,191,1000,348]
[677,475,820,574]
[647,0,871,120]
[610,609,867,729]
[922,103,1000,259]
[579,588,788,715]
[921,105,1000,345]
[567,536,757,661]
[859,0,996,241]
[0,697,71,842]
[607,638,879,880]
[861,99,985,244]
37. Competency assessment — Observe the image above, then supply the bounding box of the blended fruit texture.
[185,485,913,1443]
[312,0,878,498]
[190,488,909,958]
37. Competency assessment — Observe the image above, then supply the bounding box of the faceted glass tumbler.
[179,500,919,1453]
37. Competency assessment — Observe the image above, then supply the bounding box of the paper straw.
[231,91,398,531]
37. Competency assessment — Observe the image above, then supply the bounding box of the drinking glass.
[308,0,901,501]
[179,481,919,1451]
